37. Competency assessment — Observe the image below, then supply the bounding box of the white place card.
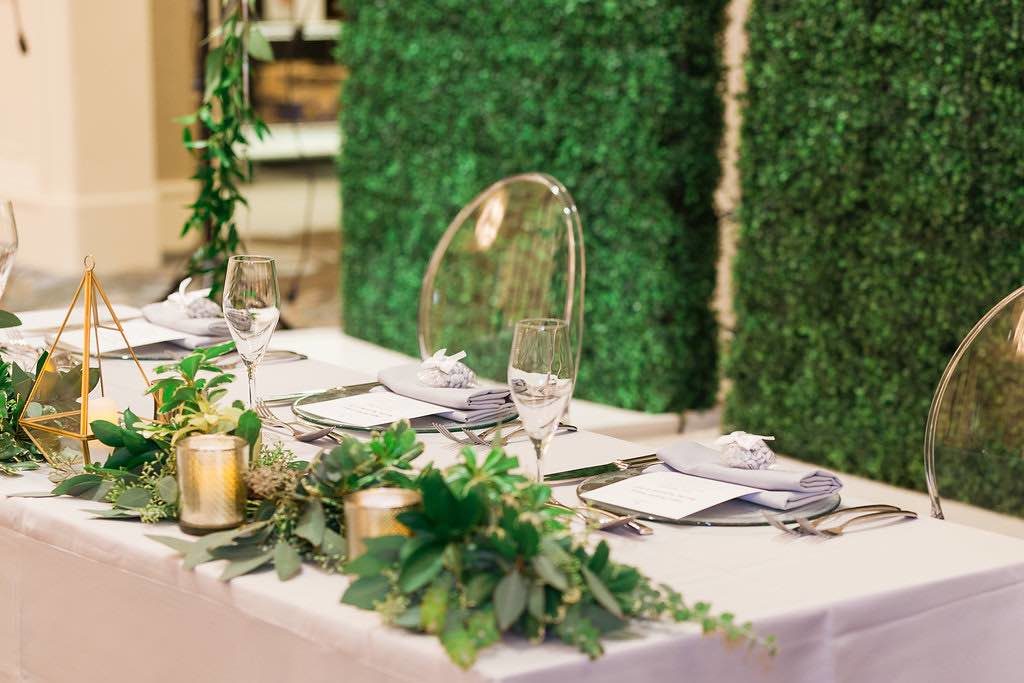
[14,304,142,332]
[580,471,759,520]
[303,391,447,428]
[58,319,186,354]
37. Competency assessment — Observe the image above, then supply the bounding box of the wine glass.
[507,318,575,482]
[222,255,280,407]
[0,200,19,301]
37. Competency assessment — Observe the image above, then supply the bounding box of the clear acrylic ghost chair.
[924,286,1024,519]
[418,173,585,383]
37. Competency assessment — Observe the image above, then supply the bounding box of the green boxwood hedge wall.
[727,0,1024,508]
[338,0,726,411]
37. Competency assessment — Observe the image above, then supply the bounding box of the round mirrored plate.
[292,387,518,434]
[576,469,841,527]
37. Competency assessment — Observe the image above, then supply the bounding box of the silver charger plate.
[292,386,518,433]
[576,468,841,527]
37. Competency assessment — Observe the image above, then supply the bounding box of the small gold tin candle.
[176,434,248,536]
[344,488,422,560]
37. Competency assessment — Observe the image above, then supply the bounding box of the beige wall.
[150,0,200,255]
[0,0,195,275]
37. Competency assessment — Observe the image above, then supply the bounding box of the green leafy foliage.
[179,1,272,296]
[337,0,726,411]
[154,422,424,581]
[0,351,56,477]
[341,447,769,668]
[727,1,1024,513]
[49,343,260,522]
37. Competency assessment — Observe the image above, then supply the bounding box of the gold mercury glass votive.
[344,488,422,560]
[176,434,248,536]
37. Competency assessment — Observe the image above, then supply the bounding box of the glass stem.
[530,437,545,483]
[245,361,256,408]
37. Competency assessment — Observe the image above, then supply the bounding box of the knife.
[546,453,661,482]
[261,381,382,407]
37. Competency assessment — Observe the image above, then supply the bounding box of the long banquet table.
[2,344,1023,683]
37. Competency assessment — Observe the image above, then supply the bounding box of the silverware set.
[547,499,654,536]
[254,399,341,444]
[433,420,578,447]
[763,504,917,538]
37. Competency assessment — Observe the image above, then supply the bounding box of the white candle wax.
[88,396,120,463]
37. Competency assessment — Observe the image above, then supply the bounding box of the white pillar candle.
[88,396,120,463]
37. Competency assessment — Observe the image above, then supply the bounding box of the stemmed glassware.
[0,200,19,301]
[507,318,575,482]
[222,255,280,407]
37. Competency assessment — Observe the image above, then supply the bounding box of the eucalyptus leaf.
[147,534,198,556]
[155,476,178,504]
[294,499,325,545]
[494,570,528,630]
[341,574,390,610]
[219,548,274,581]
[320,527,345,556]
[274,540,301,581]
[88,507,141,520]
[532,554,569,591]
[582,566,623,618]
[115,487,152,509]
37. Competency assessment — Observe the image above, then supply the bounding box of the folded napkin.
[654,440,842,511]
[378,364,511,410]
[434,404,518,424]
[142,301,229,348]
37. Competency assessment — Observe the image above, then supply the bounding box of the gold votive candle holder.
[344,488,422,560]
[176,434,248,536]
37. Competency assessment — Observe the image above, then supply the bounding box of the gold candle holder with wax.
[176,434,248,535]
[343,488,422,560]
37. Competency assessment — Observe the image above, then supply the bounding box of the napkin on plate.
[378,364,511,411]
[141,301,229,348]
[653,440,842,510]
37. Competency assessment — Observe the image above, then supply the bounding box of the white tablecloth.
[2,356,1023,683]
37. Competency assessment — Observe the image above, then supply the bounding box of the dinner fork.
[465,422,578,447]
[547,499,653,535]
[255,399,341,443]
[433,422,478,446]
[795,509,918,538]
[762,504,902,536]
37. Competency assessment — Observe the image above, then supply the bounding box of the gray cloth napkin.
[142,302,230,339]
[378,364,511,410]
[654,440,842,511]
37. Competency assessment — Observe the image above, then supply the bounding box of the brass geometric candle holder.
[19,256,151,465]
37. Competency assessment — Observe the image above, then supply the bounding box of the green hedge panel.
[338,0,725,411]
[728,0,1024,512]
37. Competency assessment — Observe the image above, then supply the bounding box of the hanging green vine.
[179,0,273,298]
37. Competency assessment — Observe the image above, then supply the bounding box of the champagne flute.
[0,201,19,301]
[507,318,575,482]
[222,255,280,407]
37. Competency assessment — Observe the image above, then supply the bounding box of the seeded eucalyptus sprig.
[149,421,425,582]
[342,447,774,668]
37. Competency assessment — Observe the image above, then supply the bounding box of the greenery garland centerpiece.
[178,0,273,297]
[40,342,261,522]
[150,430,773,668]
[342,447,774,667]
[149,422,424,580]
